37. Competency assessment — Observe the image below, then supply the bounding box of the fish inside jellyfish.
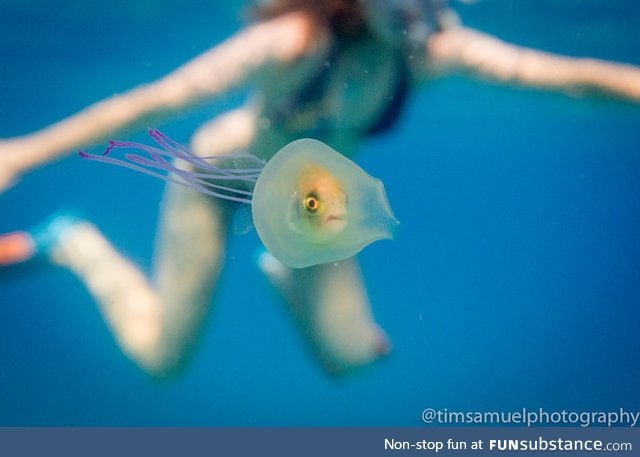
[80,129,399,268]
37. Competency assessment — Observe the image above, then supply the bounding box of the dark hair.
[249,0,367,38]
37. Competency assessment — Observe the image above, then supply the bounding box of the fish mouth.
[325,213,346,223]
[323,212,348,235]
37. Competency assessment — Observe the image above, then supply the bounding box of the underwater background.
[0,0,639,426]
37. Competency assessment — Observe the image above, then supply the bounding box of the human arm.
[424,26,640,101]
[0,12,317,192]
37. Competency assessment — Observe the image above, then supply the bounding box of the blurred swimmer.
[1,0,639,375]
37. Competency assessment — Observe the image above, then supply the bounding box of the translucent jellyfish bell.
[252,139,399,268]
[80,130,399,268]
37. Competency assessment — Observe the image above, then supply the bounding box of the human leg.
[35,107,258,375]
[259,253,390,374]
[46,185,230,375]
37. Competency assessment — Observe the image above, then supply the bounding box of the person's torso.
[250,32,412,160]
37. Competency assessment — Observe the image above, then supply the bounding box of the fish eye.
[303,192,320,214]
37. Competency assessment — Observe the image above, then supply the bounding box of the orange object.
[0,231,35,265]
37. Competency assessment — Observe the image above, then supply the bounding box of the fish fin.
[231,203,255,236]
[230,152,266,172]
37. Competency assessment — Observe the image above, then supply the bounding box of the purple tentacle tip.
[77,129,260,205]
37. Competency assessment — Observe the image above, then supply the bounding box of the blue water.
[0,1,639,426]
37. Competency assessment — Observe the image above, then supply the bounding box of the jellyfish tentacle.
[79,149,253,204]
[124,154,259,181]
[118,150,256,196]
[170,167,254,197]
[147,128,212,170]
[147,128,265,180]
[79,129,269,204]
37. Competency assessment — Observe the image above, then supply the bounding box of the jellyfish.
[80,129,399,268]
